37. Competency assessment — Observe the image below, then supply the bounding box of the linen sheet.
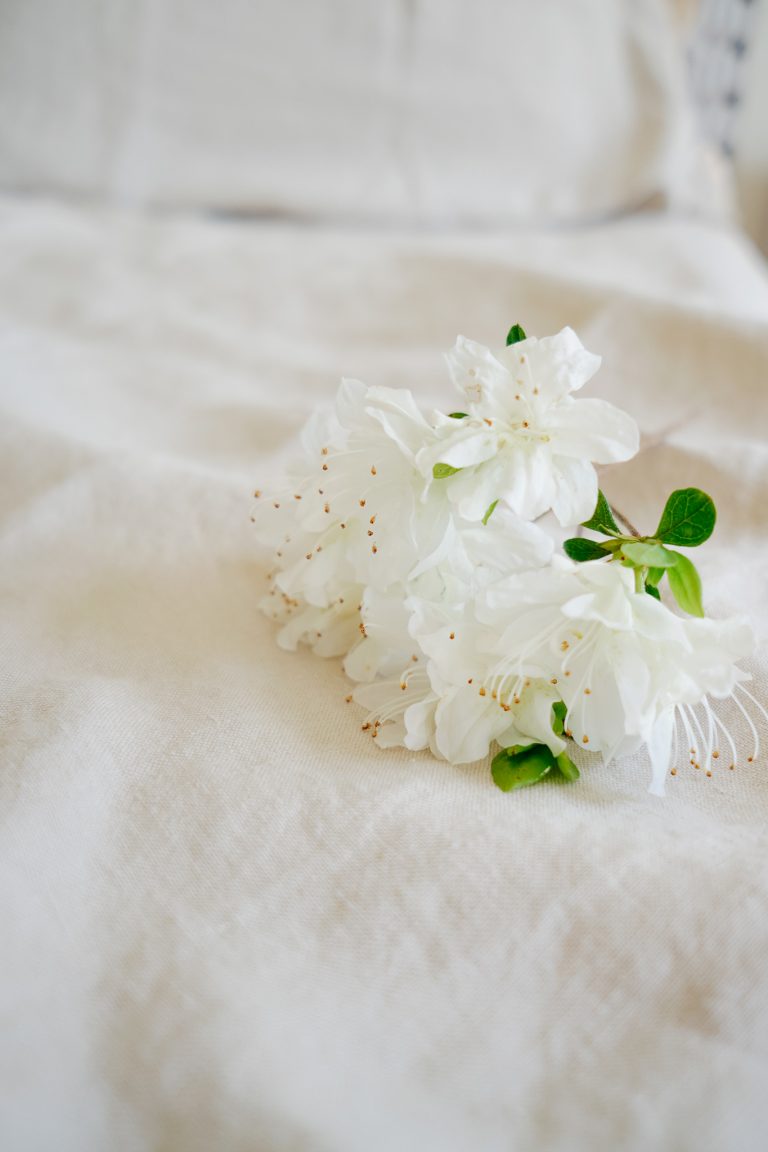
[2,196,768,1151]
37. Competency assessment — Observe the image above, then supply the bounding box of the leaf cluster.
[563,488,716,617]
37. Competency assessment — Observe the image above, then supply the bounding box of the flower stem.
[634,568,644,594]
[609,503,641,538]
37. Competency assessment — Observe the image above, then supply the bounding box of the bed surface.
[2,196,768,1151]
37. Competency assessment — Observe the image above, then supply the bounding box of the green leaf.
[506,323,527,346]
[432,462,461,479]
[645,584,661,601]
[482,499,499,525]
[667,551,705,617]
[621,541,678,568]
[491,745,554,792]
[581,490,621,536]
[655,488,716,547]
[552,700,567,736]
[555,751,580,781]
[563,537,610,562]
[448,412,468,419]
[645,566,665,588]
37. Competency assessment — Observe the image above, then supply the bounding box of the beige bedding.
[2,196,768,1151]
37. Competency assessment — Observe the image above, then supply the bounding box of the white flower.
[416,328,639,526]
[254,377,553,661]
[474,558,755,793]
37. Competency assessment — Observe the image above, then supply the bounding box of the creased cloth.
[2,196,768,1152]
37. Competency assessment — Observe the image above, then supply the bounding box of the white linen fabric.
[0,0,717,223]
[2,195,768,1151]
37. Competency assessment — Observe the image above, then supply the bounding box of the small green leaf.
[506,323,527,346]
[552,700,567,736]
[645,584,661,601]
[563,537,610,562]
[667,551,705,617]
[491,745,554,792]
[581,490,621,536]
[448,412,468,419]
[621,541,678,568]
[482,499,499,525]
[555,751,580,781]
[645,566,665,588]
[432,462,461,479]
[655,488,716,547]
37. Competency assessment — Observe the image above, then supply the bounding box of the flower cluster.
[253,326,761,794]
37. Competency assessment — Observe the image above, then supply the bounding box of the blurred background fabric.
[2,3,768,1152]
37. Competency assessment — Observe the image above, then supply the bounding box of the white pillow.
[0,0,705,224]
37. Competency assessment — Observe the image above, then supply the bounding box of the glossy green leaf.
[555,751,580,781]
[621,541,678,568]
[491,745,554,792]
[432,462,461,479]
[552,700,567,736]
[667,551,704,617]
[645,584,661,601]
[645,566,665,588]
[581,490,621,536]
[655,488,716,547]
[482,499,499,525]
[448,412,468,419]
[506,323,527,346]
[563,537,610,562]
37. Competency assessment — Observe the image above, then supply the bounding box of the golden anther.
[361,723,371,731]
[372,545,378,554]
[305,553,312,560]
[561,641,569,651]
[359,499,366,507]
[324,504,330,513]
[321,447,329,455]
[550,677,558,685]
[467,678,473,685]
[584,688,592,695]
[670,768,677,776]
[449,632,455,640]
[582,735,589,744]
[522,421,529,428]
[400,683,407,691]
[254,489,262,498]
[367,530,374,537]
[371,466,377,476]
[748,756,754,763]
[479,687,487,697]
[322,463,328,471]
[293,494,302,500]
[369,515,376,524]
[273,502,280,509]
[713,751,720,759]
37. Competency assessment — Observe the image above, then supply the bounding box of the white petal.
[549,455,597,527]
[548,398,639,463]
[647,709,674,796]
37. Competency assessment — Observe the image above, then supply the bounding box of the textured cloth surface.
[0,0,719,223]
[2,196,768,1151]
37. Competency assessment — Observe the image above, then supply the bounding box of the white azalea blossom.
[255,327,760,797]
[416,329,639,526]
